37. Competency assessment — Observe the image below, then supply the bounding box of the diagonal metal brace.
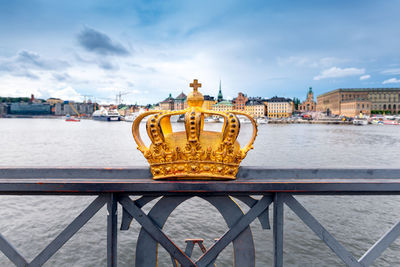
[120,195,160,230]
[233,195,271,229]
[284,194,361,267]
[196,195,272,267]
[118,195,196,267]
[359,220,400,266]
[0,232,28,267]
[28,195,108,267]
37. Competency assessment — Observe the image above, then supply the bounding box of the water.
[0,118,400,266]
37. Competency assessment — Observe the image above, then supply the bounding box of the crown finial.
[187,79,204,107]
[190,79,202,92]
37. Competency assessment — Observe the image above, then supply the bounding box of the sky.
[0,0,400,104]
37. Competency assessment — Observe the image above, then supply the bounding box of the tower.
[307,87,314,100]
[217,80,223,102]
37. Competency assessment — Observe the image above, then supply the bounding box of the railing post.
[273,193,284,267]
[107,193,118,267]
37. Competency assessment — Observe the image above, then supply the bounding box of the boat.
[257,118,268,124]
[239,117,251,124]
[204,116,221,123]
[65,114,80,122]
[383,119,399,125]
[92,108,121,121]
[371,119,384,125]
[353,117,368,125]
[124,113,137,122]
[353,113,369,126]
[177,114,185,122]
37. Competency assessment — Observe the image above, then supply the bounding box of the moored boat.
[65,114,80,122]
[353,118,368,125]
[383,119,399,125]
[92,108,121,121]
[257,117,268,124]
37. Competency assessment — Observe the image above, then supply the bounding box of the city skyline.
[0,1,400,104]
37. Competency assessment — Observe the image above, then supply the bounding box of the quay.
[0,167,399,266]
[267,120,352,124]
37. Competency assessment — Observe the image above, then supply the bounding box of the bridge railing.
[0,167,399,267]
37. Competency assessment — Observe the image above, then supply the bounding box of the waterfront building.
[10,102,51,115]
[54,102,95,116]
[298,87,316,112]
[0,103,7,116]
[159,94,175,110]
[46,98,63,105]
[233,92,248,111]
[212,100,233,112]
[245,98,266,118]
[202,95,216,111]
[267,97,294,118]
[174,92,187,110]
[316,88,400,116]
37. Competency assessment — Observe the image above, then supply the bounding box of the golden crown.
[132,79,258,180]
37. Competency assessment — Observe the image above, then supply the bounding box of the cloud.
[277,56,348,68]
[77,27,130,56]
[382,78,400,84]
[98,60,119,70]
[313,67,365,80]
[52,72,71,81]
[16,50,69,70]
[360,74,370,80]
[0,50,69,80]
[381,68,400,75]
[38,86,82,102]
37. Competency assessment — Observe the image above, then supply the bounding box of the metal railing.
[0,167,399,266]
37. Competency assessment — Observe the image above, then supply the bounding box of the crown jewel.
[132,79,258,180]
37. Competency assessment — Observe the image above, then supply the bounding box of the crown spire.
[187,79,204,107]
[190,79,202,92]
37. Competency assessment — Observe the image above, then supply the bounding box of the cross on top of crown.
[190,79,202,92]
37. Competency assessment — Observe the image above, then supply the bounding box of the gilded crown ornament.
[132,79,258,180]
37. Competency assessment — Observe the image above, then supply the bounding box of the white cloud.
[313,67,365,80]
[381,68,400,75]
[382,78,400,84]
[277,56,347,68]
[45,86,82,101]
[360,74,370,80]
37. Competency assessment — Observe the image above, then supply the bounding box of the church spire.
[217,80,223,102]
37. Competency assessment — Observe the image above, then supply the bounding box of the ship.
[92,107,121,121]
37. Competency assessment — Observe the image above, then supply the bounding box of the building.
[0,103,7,116]
[316,88,400,116]
[174,92,187,110]
[298,87,316,112]
[46,98,64,105]
[212,100,233,112]
[233,92,248,111]
[202,95,216,110]
[245,99,266,118]
[54,102,95,116]
[159,94,175,110]
[266,97,294,118]
[9,103,51,115]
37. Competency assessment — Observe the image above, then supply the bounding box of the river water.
[0,118,399,266]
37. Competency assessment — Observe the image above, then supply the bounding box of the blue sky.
[0,0,400,104]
